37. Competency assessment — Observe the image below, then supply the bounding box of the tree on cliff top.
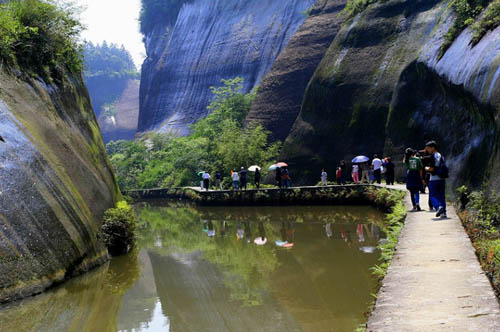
[83,42,139,116]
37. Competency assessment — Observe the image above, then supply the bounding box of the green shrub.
[343,0,378,19]
[439,0,490,58]
[471,0,500,44]
[0,0,84,81]
[101,201,137,256]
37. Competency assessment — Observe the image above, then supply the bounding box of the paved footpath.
[368,186,500,331]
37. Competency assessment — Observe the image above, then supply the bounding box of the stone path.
[367,187,500,331]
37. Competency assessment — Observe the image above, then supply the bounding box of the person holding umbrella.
[352,156,369,183]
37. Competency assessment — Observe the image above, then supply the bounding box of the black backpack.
[436,156,449,179]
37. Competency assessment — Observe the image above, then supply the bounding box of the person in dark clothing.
[383,157,395,185]
[214,171,222,190]
[254,168,261,189]
[239,167,248,190]
[282,168,291,188]
[404,148,424,211]
[275,167,282,188]
[339,160,347,184]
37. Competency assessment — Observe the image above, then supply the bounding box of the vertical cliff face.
[245,0,347,142]
[273,0,500,188]
[139,0,312,135]
[0,70,120,303]
[98,79,140,143]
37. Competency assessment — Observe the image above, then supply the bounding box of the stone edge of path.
[367,190,500,332]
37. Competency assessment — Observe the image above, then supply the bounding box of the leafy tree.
[82,41,139,116]
[107,77,281,190]
[0,0,84,81]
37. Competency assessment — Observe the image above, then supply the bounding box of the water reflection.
[0,203,387,332]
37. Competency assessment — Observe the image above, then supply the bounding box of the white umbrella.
[352,155,369,163]
[254,237,267,245]
[248,165,261,172]
[269,164,278,170]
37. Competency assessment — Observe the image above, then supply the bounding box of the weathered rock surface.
[277,0,500,187]
[98,79,140,143]
[139,0,312,135]
[0,70,120,303]
[246,0,347,141]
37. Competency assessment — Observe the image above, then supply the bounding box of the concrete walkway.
[367,188,500,331]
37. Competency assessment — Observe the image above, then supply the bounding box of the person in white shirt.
[352,164,359,184]
[320,169,328,186]
[371,155,382,184]
[232,169,240,190]
[202,172,211,191]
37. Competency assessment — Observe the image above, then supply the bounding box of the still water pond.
[0,202,387,332]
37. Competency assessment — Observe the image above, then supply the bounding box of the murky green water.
[0,202,386,332]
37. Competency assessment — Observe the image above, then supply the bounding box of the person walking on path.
[425,141,448,218]
[275,167,282,188]
[202,171,211,191]
[282,168,291,188]
[232,169,240,190]
[352,164,360,184]
[239,167,248,190]
[404,148,424,211]
[383,157,395,185]
[339,160,347,184]
[360,162,370,183]
[215,171,222,190]
[254,168,261,189]
[336,167,342,185]
[372,155,382,184]
[321,168,328,186]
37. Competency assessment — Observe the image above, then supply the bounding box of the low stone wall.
[125,185,398,207]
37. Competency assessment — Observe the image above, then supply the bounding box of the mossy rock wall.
[276,0,500,191]
[0,69,121,303]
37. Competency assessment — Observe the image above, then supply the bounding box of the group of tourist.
[404,141,448,218]
[200,167,261,191]
[321,155,395,186]
[200,141,448,219]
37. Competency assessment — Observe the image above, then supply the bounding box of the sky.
[76,0,146,69]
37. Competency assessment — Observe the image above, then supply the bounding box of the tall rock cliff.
[246,0,347,141]
[0,69,120,303]
[98,79,140,143]
[258,0,500,188]
[139,0,312,135]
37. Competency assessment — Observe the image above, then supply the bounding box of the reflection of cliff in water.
[148,250,300,332]
[0,251,140,332]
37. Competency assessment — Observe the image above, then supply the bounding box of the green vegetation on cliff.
[471,0,500,44]
[343,0,378,18]
[439,0,500,56]
[107,78,281,190]
[457,186,500,297]
[0,0,83,81]
[83,42,138,116]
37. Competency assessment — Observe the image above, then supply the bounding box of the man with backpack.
[424,141,448,218]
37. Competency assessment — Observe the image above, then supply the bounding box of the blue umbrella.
[352,155,369,163]
[268,164,278,170]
